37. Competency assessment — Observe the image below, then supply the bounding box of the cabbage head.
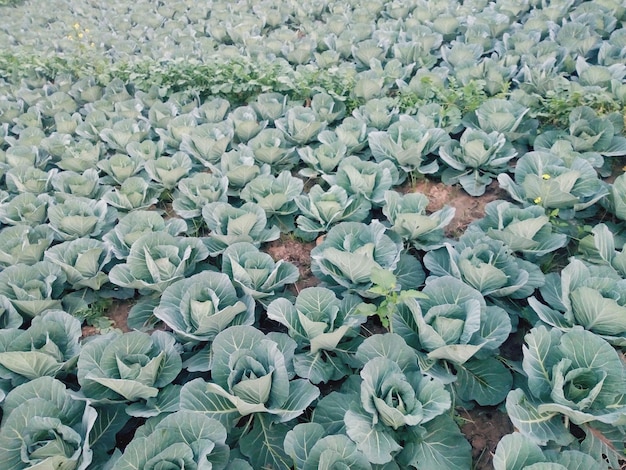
[47,196,118,241]
[311,221,406,296]
[172,172,229,219]
[103,210,187,260]
[0,309,81,386]
[108,232,208,293]
[267,286,364,383]
[323,155,399,206]
[312,334,470,468]
[529,258,626,346]
[471,200,568,261]
[222,242,299,304]
[112,411,231,470]
[0,223,54,267]
[439,128,517,196]
[154,270,255,344]
[284,424,372,470]
[102,176,163,211]
[506,326,626,468]
[424,230,544,299]
[202,201,280,255]
[294,184,371,241]
[0,376,96,470]
[180,325,319,470]
[44,238,112,291]
[494,432,606,470]
[77,330,182,413]
[0,193,50,227]
[239,171,303,232]
[498,151,608,219]
[383,190,455,251]
[0,261,66,318]
[393,277,513,405]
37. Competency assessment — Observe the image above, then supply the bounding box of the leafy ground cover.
[0,0,625,469]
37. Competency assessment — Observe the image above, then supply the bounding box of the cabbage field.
[0,0,625,468]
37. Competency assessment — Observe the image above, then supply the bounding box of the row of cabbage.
[0,0,625,469]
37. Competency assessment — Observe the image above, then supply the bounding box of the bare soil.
[459,407,515,469]
[408,179,508,237]
[266,235,320,292]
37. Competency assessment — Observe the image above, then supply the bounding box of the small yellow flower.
[90,42,95,47]
[534,196,542,204]
[73,22,80,30]
[67,35,73,40]
[542,174,551,180]
[84,28,89,33]
[78,32,84,38]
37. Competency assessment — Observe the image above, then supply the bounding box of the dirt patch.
[107,300,133,332]
[459,407,514,470]
[265,235,320,292]
[408,179,508,238]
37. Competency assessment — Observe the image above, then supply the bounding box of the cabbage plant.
[284,424,372,470]
[239,171,303,231]
[529,258,626,346]
[250,92,288,123]
[99,118,150,151]
[112,411,232,470]
[97,153,145,185]
[248,128,298,171]
[180,121,234,167]
[0,310,81,386]
[294,184,371,241]
[56,140,102,172]
[201,201,280,255]
[77,330,182,416]
[506,326,626,468]
[228,105,267,142]
[214,146,270,192]
[144,152,193,190]
[297,139,347,178]
[44,238,112,291]
[313,334,470,468]
[222,242,299,304]
[267,286,364,384]
[172,172,229,219]
[275,106,326,145]
[108,232,208,293]
[424,230,545,300]
[498,151,608,219]
[368,116,449,177]
[439,128,517,196]
[464,98,536,146]
[493,432,606,470]
[154,270,255,346]
[0,261,66,318]
[102,176,164,211]
[0,376,97,470]
[0,223,54,267]
[323,156,399,206]
[311,221,417,296]
[393,277,513,405]
[383,190,455,251]
[0,193,50,226]
[470,200,568,260]
[47,196,118,241]
[103,210,187,260]
[51,168,109,200]
[180,325,320,470]
[5,166,56,194]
